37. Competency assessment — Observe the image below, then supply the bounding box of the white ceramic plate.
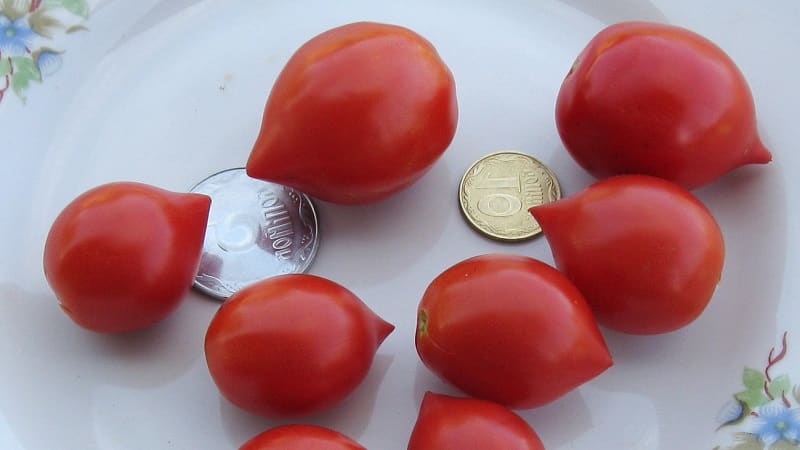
[1,0,798,448]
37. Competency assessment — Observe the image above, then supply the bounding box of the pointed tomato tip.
[749,137,773,164]
[245,137,283,183]
[245,153,268,181]
[529,202,559,232]
[373,316,395,346]
[183,192,212,224]
[600,348,614,370]
[419,391,449,411]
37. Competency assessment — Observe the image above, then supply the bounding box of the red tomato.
[415,254,612,409]
[530,175,725,335]
[205,274,394,417]
[239,424,365,450]
[555,21,771,189]
[246,21,458,204]
[408,392,545,450]
[43,182,210,333]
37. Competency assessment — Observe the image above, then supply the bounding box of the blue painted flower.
[36,50,62,76]
[0,14,36,56]
[750,401,800,447]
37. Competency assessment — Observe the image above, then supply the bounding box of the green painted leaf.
[717,399,751,430]
[768,374,791,398]
[735,388,769,409]
[743,367,765,390]
[10,56,42,100]
[731,432,764,449]
[793,384,800,404]
[29,10,63,38]
[11,57,41,81]
[0,58,10,77]
[65,24,88,33]
[1,0,27,20]
[42,0,89,18]
[772,440,799,450]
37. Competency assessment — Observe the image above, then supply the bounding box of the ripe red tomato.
[415,254,612,409]
[530,175,725,335]
[555,21,771,189]
[205,274,394,417]
[43,182,210,333]
[246,21,458,204]
[408,392,545,450]
[239,424,365,450]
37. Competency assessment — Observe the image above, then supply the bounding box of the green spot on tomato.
[417,309,428,336]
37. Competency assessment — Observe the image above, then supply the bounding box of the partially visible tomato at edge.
[556,21,771,189]
[407,392,545,450]
[246,21,458,205]
[415,254,612,409]
[239,424,365,450]
[43,182,211,333]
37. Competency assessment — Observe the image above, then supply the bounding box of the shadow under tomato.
[0,284,215,450]
[219,353,395,448]
[557,0,667,24]
[310,160,453,289]
[545,142,598,197]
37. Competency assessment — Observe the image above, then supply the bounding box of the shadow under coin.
[219,353,395,448]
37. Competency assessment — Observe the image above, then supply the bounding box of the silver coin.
[190,168,319,300]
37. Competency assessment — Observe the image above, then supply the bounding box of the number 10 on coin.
[459,151,561,241]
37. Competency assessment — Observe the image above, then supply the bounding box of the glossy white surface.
[1,1,798,449]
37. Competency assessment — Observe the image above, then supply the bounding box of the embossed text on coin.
[459,151,560,241]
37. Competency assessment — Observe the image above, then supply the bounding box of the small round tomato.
[415,254,612,409]
[246,21,458,204]
[530,175,725,335]
[239,424,365,450]
[556,21,771,189]
[43,182,210,333]
[408,392,544,450]
[205,274,394,417]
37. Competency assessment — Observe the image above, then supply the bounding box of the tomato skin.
[239,424,365,450]
[205,274,394,417]
[43,182,210,333]
[530,175,725,335]
[246,21,458,204]
[415,254,612,409]
[407,392,545,450]
[556,21,770,189]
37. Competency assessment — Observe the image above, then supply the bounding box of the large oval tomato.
[246,21,458,204]
[205,274,394,417]
[415,254,612,409]
[239,424,365,450]
[556,21,771,189]
[43,182,211,333]
[530,175,725,335]
[408,392,544,450]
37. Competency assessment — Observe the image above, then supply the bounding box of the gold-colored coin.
[459,151,561,242]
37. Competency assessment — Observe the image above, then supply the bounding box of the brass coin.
[459,151,561,241]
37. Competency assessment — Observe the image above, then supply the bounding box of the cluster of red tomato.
[42,20,769,450]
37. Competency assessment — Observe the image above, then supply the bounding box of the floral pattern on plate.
[715,333,800,450]
[0,0,88,104]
